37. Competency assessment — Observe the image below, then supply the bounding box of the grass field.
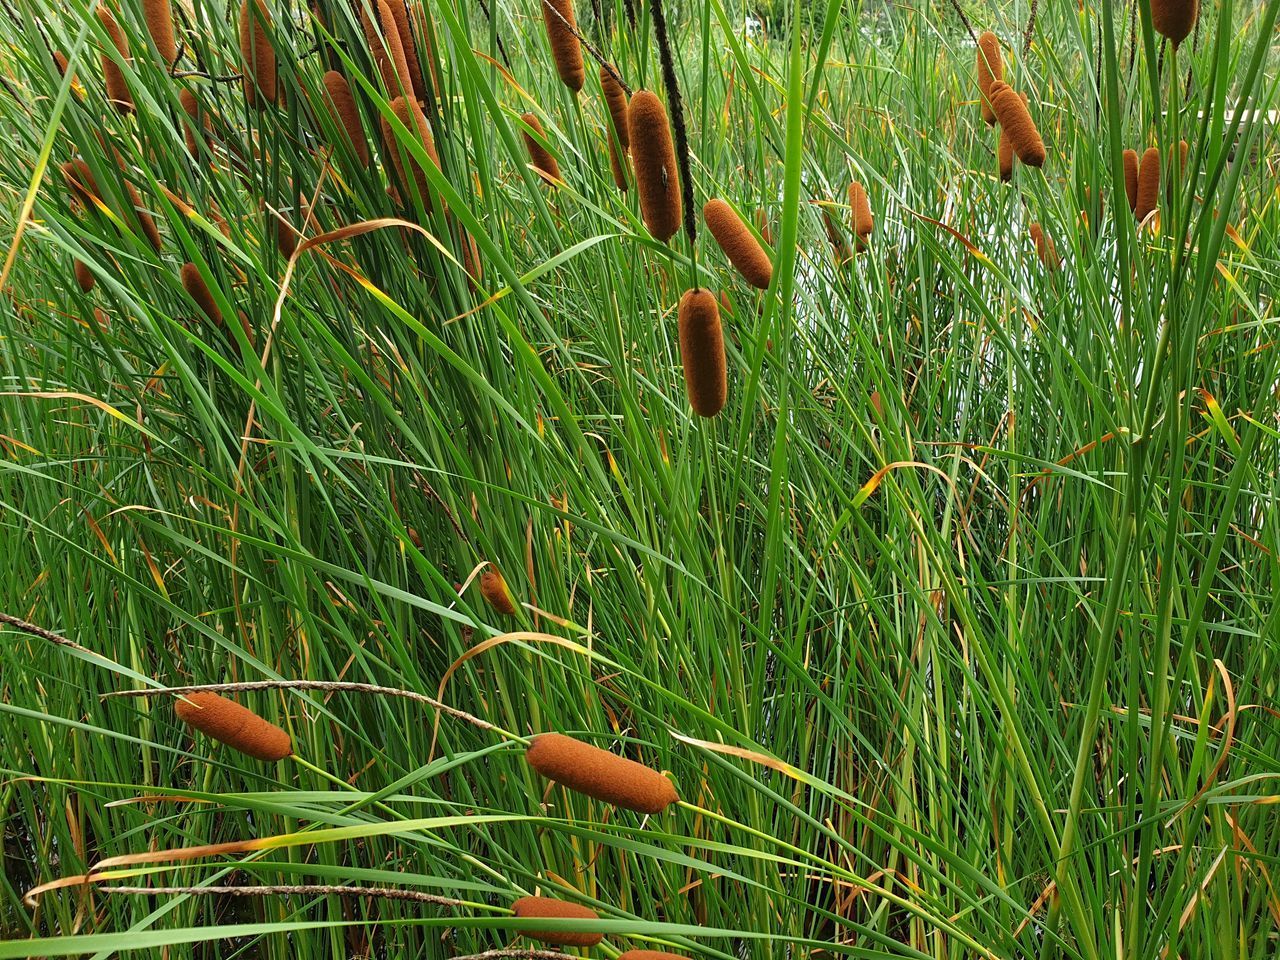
[1,0,1279,956]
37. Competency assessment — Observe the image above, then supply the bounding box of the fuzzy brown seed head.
[62,159,102,210]
[125,181,163,250]
[607,135,628,192]
[385,0,427,101]
[600,65,629,151]
[270,209,301,259]
[381,96,440,215]
[1029,222,1058,270]
[526,732,679,813]
[179,88,212,156]
[479,569,516,615]
[98,8,134,115]
[410,3,443,102]
[628,90,681,243]
[142,0,177,65]
[976,32,1003,126]
[618,953,695,960]
[239,0,277,107]
[511,896,601,947]
[754,208,772,246]
[678,288,727,418]
[541,0,584,92]
[320,71,369,167]
[1122,149,1139,212]
[362,0,415,97]
[998,125,1014,181]
[520,113,561,184]
[74,259,95,293]
[703,199,771,289]
[92,307,110,330]
[1151,0,1197,46]
[848,181,873,250]
[181,262,222,327]
[174,691,292,762]
[53,50,70,76]
[988,81,1045,167]
[1135,146,1160,223]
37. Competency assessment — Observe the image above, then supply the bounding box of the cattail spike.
[1030,222,1059,270]
[703,199,771,289]
[386,0,427,101]
[678,288,727,418]
[520,113,561,184]
[998,125,1014,181]
[628,90,681,243]
[479,569,516,616]
[1134,146,1160,223]
[380,96,441,214]
[619,953,695,960]
[848,181,873,250]
[1151,0,1197,46]
[511,897,601,947]
[174,691,292,762]
[976,32,1003,126]
[239,0,277,107]
[607,135,628,191]
[61,159,102,210]
[600,64,629,151]
[320,71,370,167]
[362,0,415,97]
[142,0,178,65]
[526,732,679,813]
[181,262,223,327]
[988,81,1045,167]
[98,8,134,115]
[1122,148,1139,212]
[179,88,211,156]
[74,259,95,292]
[126,181,163,251]
[541,0,584,92]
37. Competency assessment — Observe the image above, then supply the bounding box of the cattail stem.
[648,0,695,250]
[101,679,528,742]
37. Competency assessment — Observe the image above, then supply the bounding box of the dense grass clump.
[1,0,1279,957]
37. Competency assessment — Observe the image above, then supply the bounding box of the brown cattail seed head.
[541,0,584,92]
[126,182,163,250]
[1122,149,1139,212]
[628,90,681,243]
[181,262,222,326]
[53,50,70,76]
[381,96,440,213]
[600,65,629,151]
[607,136,628,191]
[142,0,177,65]
[1151,0,1197,46]
[239,0,277,107]
[998,125,1014,181]
[703,199,772,289]
[362,0,415,96]
[98,8,134,115]
[1029,222,1059,270]
[754,208,772,246]
[321,71,369,167]
[92,307,110,329]
[385,0,427,101]
[526,732,678,813]
[511,896,601,947]
[479,569,516,615]
[1135,146,1160,223]
[62,159,102,209]
[976,32,1003,126]
[520,113,561,183]
[74,259,95,292]
[619,953,695,960]
[988,81,1045,167]
[174,691,292,762]
[849,181,873,249]
[179,88,211,156]
[677,288,727,418]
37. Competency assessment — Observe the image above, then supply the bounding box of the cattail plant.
[848,181,873,250]
[1122,148,1139,212]
[998,125,1014,181]
[61,159,102,210]
[362,0,416,97]
[754,208,772,246]
[822,205,851,263]
[74,260,95,292]
[511,896,602,946]
[976,31,1002,126]
[607,136,628,191]
[703,199,771,289]
[525,732,678,813]
[677,288,727,418]
[125,181,163,250]
[320,71,370,167]
[1135,145,1159,222]
[600,64,629,151]
[174,692,292,761]
[519,112,561,183]
[1030,222,1059,269]
[1151,0,1198,46]
[988,81,1045,167]
[98,7,134,114]
[142,0,177,65]
[239,0,277,107]
[385,0,428,101]
[628,90,681,242]
[181,262,222,326]
[479,568,516,615]
[381,96,441,214]
[179,89,211,156]
[540,0,584,93]
[618,953,694,960]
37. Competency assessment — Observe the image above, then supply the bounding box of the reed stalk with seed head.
[511,897,602,946]
[988,81,1045,166]
[628,90,680,242]
[540,0,584,92]
[98,8,133,114]
[520,113,561,183]
[976,31,1002,125]
[703,199,771,289]
[525,732,678,812]
[1135,145,1160,222]
[239,0,277,106]
[175,691,292,761]
[677,288,727,417]
[320,71,369,167]
[142,0,177,65]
